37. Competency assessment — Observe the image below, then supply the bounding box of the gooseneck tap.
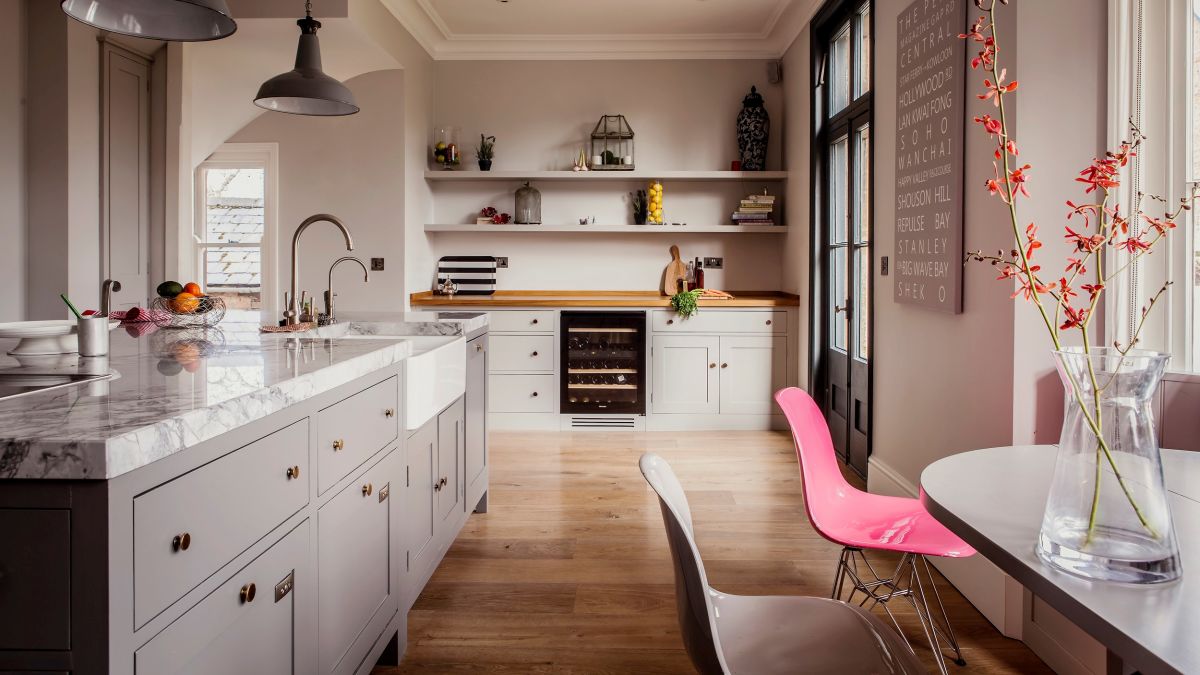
[100,279,122,316]
[323,256,369,324]
[285,214,353,325]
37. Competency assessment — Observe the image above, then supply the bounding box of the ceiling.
[384,0,819,60]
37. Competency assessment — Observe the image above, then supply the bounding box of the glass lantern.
[590,115,634,171]
[514,182,541,224]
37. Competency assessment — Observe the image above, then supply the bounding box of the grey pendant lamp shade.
[253,5,359,117]
[60,0,236,41]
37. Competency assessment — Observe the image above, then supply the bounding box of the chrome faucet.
[285,214,354,325]
[323,256,369,324]
[100,279,122,316]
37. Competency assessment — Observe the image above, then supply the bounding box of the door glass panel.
[853,124,870,243]
[828,23,851,116]
[854,246,869,361]
[855,5,871,98]
[830,135,849,244]
[831,248,848,352]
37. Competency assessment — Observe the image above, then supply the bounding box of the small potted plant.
[476,134,496,171]
[630,190,648,225]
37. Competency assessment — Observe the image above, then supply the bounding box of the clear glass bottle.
[514,182,542,224]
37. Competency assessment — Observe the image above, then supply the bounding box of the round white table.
[921,445,1199,675]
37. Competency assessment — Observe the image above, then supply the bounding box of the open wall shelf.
[424,170,789,183]
[424,223,786,234]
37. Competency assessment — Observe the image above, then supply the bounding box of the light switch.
[371,258,385,271]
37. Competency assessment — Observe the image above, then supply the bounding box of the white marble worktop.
[0,311,488,480]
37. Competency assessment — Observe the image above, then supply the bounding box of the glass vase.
[1037,347,1181,584]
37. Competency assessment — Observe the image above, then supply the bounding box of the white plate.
[1,319,121,356]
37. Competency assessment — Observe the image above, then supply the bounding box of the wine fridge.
[560,311,647,415]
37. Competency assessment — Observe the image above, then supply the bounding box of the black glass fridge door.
[560,311,646,415]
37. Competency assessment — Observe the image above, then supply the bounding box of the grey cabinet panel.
[318,451,396,675]
[405,421,437,581]
[0,509,71,650]
[465,336,488,512]
[134,520,308,675]
[436,400,464,525]
[317,377,399,495]
[133,420,310,628]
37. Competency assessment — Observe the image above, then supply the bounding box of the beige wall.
[0,0,26,321]
[781,26,812,386]
[417,59,786,294]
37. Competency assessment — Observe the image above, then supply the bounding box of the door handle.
[834,305,847,314]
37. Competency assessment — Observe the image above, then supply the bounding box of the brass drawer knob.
[433,481,442,492]
[721,363,729,369]
[709,363,716,369]
[531,351,539,357]
[667,319,675,325]
[384,408,395,418]
[286,465,300,480]
[239,582,256,604]
[439,476,448,487]
[766,319,773,325]
[531,318,539,325]
[531,391,539,397]
[332,439,345,451]
[172,532,191,552]
[362,483,373,497]
[476,343,484,352]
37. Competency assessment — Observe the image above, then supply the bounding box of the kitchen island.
[0,311,488,675]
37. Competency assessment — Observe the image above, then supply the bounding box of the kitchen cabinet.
[718,336,787,415]
[318,451,398,675]
[0,509,71,650]
[317,376,399,495]
[464,334,488,513]
[651,335,720,414]
[134,520,309,675]
[436,399,464,527]
[405,420,438,596]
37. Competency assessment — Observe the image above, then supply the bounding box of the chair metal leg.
[828,548,966,674]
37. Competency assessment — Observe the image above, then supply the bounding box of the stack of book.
[731,193,777,226]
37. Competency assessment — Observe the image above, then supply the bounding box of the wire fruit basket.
[148,296,227,329]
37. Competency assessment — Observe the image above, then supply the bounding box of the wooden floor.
[380,431,1051,674]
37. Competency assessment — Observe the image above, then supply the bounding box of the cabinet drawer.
[133,420,309,628]
[317,376,399,495]
[488,374,556,413]
[489,334,555,372]
[135,521,308,675]
[488,310,555,333]
[318,451,397,675]
[651,310,785,334]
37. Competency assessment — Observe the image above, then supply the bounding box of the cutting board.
[661,245,687,296]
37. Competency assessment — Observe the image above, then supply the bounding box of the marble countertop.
[0,310,488,481]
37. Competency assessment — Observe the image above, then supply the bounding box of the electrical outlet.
[371,258,385,271]
[496,257,509,269]
[703,257,723,269]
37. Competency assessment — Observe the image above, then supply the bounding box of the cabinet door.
[465,336,488,512]
[651,335,720,414]
[436,399,464,525]
[406,421,437,580]
[135,521,308,675]
[318,452,397,675]
[719,336,786,415]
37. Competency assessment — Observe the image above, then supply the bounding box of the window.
[194,144,278,314]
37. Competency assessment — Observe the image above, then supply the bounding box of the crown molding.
[383,0,822,61]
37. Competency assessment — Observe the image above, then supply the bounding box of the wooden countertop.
[410,290,800,308]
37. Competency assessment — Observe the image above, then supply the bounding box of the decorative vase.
[478,159,492,171]
[736,86,769,171]
[1036,347,1181,584]
[514,182,541,224]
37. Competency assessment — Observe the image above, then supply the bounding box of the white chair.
[639,452,925,675]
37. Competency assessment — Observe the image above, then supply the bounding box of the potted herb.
[476,134,496,171]
[631,190,648,225]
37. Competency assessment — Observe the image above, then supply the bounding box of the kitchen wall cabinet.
[651,334,720,414]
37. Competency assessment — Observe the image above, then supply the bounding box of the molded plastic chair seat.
[639,452,924,675]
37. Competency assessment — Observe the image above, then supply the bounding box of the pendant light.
[60,0,236,41]
[253,1,359,117]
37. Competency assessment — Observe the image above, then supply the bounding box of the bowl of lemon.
[149,281,226,329]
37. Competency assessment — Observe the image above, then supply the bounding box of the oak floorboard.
[377,430,1052,674]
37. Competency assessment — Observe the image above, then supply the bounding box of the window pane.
[855,5,871,97]
[830,135,849,244]
[855,246,870,361]
[828,23,851,115]
[204,168,265,244]
[831,248,848,352]
[204,246,261,295]
[853,124,870,243]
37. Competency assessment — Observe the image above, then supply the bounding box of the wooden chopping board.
[661,245,687,296]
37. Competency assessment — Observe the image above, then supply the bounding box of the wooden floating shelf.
[424,223,786,234]
[424,169,789,182]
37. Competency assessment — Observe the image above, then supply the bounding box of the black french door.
[812,0,873,477]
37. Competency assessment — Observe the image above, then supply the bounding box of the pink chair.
[639,453,925,675]
[775,387,976,675]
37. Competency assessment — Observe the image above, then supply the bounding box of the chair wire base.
[832,547,966,675]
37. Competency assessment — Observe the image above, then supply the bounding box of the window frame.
[193,143,279,318]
